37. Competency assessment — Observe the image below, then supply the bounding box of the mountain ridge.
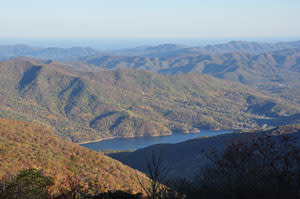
[83,48,300,104]
[1,58,300,142]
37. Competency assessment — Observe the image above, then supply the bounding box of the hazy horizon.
[1,37,299,50]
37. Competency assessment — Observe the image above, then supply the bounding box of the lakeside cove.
[81,130,231,151]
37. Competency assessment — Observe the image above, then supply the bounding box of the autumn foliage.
[0,119,148,197]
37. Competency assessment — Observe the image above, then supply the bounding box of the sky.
[0,0,299,41]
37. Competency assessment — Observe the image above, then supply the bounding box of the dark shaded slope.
[18,65,42,90]
[110,124,300,179]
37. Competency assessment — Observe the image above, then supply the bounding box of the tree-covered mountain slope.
[1,42,299,105]
[0,58,300,143]
[113,41,300,57]
[84,47,300,104]
[0,118,148,194]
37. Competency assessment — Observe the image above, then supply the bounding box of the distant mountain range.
[84,47,300,105]
[0,41,300,143]
[2,40,300,60]
[2,41,300,90]
[2,41,298,105]
[110,124,300,179]
[1,58,299,143]
[0,45,100,61]
[112,40,300,57]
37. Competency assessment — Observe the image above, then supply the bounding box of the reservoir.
[81,130,230,151]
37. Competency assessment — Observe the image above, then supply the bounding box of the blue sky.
[0,0,300,39]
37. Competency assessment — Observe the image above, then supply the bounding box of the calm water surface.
[81,130,230,151]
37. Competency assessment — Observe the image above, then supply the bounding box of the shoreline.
[77,129,234,145]
[77,134,172,145]
[78,136,117,145]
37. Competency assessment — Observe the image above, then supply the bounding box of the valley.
[1,0,300,197]
[1,55,299,143]
[1,40,300,198]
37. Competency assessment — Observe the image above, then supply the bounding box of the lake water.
[81,130,230,151]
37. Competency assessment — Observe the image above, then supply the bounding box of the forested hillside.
[85,48,300,104]
[0,118,148,195]
[1,41,299,105]
[1,58,299,142]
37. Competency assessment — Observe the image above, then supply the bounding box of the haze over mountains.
[2,40,300,60]
[112,40,300,56]
[0,45,100,62]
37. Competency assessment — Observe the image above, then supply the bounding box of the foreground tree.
[1,168,54,199]
[137,150,180,199]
